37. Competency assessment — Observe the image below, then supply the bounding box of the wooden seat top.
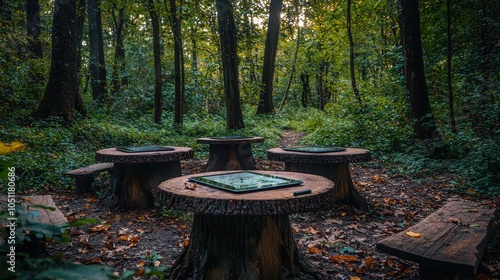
[95,146,193,163]
[197,136,264,145]
[157,170,334,215]
[267,147,371,164]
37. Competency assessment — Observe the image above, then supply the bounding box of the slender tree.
[149,0,163,123]
[111,5,127,94]
[257,0,282,115]
[398,0,443,154]
[169,0,185,127]
[88,0,107,101]
[347,0,362,105]
[26,0,42,58]
[446,0,457,133]
[216,0,244,129]
[32,0,86,122]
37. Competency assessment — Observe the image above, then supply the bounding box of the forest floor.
[47,130,500,279]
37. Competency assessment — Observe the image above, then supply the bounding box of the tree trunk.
[279,27,301,113]
[446,0,457,133]
[216,0,244,130]
[398,0,443,155]
[149,0,163,123]
[170,0,184,127]
[32,0,86,122]
[256,0,282,115]
[170,214,318,280]
[26,0,42,58]
[88,0,107,101]
[347,0,362,105]
[111,6,127,94]
[300,73,310,107]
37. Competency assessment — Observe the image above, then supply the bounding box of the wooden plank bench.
[64,163,113,192]
[376,198,496,280]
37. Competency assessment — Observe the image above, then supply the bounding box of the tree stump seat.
[376,198,496,279]
[64,163,114,192]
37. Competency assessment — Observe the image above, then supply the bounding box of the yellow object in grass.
[0,141,27,154]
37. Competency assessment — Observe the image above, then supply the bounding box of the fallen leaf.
[365,256,375,270]
[154,260,161,267]
[405,231,421,238]
[89,224,110,232]
[308,226,318,235]
[308,246,323,254]
[329,255,357,263]
[105,239,116,250]
[350,276,361,280]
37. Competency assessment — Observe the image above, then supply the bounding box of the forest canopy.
[0,0,499,193]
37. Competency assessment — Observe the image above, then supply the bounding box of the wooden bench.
[376,198,496,280]
[64,163,113,192]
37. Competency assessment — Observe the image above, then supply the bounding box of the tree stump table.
[95,146,193,210]
[157,170,335,280]
[197,136,264,171]
[267,147,371,211]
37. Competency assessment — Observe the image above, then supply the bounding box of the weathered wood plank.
[0,195,67,225]
[64,163,113,176]
[377,198,496,275]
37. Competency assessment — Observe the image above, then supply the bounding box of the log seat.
[376,198,496,280]
[64,163,113,192]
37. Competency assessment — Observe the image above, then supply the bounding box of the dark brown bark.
[257,0,282,115]
[111,6,127,94]
[398,0,442,152]
[279,27,301,113]
[26,0,42,58]
[149,0,163,123]
[216,0,244,130]
[347,0,362,105]
[170,215,318,280]
[447,0,457,133]
[170,0,184,127]
[32,0,86,122]
[197,137,264,171]
[300,73,310,107]
[88,0,107,101]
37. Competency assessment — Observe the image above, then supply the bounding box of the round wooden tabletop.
[157,170,334,215]
[267,147,371,164]
[197,136,264,145]
[95,146,194,163]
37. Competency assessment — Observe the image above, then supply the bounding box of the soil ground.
[46,131,500,279]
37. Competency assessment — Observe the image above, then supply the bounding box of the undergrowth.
[1,104,499,196]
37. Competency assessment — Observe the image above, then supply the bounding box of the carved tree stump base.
[285,162,368,211]
[100,162,181,210]
[171,214,318,280]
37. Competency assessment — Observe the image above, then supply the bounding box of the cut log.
[376,198,496,279]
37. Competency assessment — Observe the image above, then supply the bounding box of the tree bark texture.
[257,0,282,115]
[398,0,440,142]
[96,147,194,210]
[347,0,362,105]
[157,171,335,279]
[170,0,184,126]
[149,0,163,123]
[26,0,42,58]
[170,214,318,280]
[197,137,264,171]
[111,6,127,94]
[32,0,86,122]
[267,147,371,211]
[285,162,368,211]
[88,0,107,101]
[216,0,244,130]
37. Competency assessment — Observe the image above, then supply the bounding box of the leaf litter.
[47,131,500,279]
